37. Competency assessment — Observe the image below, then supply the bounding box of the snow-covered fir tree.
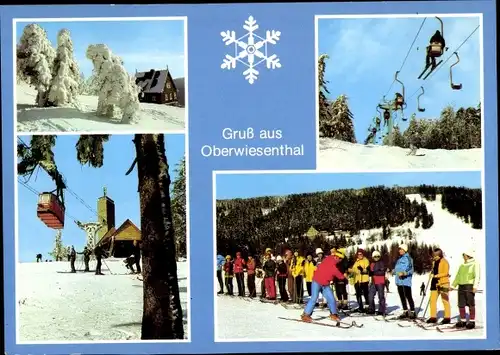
[16,24,56,107]
[48,230,66,261]
[318,54,334,137]
[86,44,140,123]
[47,29,81,106]
[328,95,356,143]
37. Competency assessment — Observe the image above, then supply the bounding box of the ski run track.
[16,83,185,133]
[17,259,189,342]
[318,138,482,171]
[216,194,486,341]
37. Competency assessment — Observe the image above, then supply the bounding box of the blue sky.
[17,133,185,262]
[318,16,481,143]
[216,171,481,200]
[16,19,185,79]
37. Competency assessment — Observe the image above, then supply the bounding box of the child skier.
[301,254,345,323]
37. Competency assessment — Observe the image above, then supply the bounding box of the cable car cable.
[383,18,427,98]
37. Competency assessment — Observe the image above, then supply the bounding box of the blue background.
[1,1,498,354]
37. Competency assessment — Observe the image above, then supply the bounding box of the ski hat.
[463,249,475,258]
[265,248,272,253]
[372,250,381,258]
[315,248,324,255]
[356,248,365,255]
[294,251,299,257]
[276,255,283,261]
[399,244,408,253]
[225,255,231,260]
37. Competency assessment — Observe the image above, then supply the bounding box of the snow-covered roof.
[135,69,176,94]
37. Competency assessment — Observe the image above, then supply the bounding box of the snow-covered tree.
[171,157,186,259]
[318,54,334,137]
[16,24,56,107]
[48,230,66,261]
[47,29,81,106]
[328,95,356,143]
[86,44,140,123]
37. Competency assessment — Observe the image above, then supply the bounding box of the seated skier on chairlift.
[394,93,404,110]
[426,30,446,70]
[383,109,391,126]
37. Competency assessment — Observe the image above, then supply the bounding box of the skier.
[77,246,91,272]
[36,253,42,262]
[216,254,225,294]
[333,248,349,310]
[300,253,345,323]
[262,252,277,300]
[349,249,370,313]
[67,246,71,262]
[451,249,480,329]
[304,253,317,297]
[233,251,246,297]
[291,251,306,304]
[246,255,257,298]
[393,244,416,319]
[367,250,387,316]
[276,255,289,302]
[420,282,426,296]
[426,248,451,325]
[124,254,136,273]
[94,244,104,275]
[284,249,295,303]
[315,248,326,307]
[425,30,446,70]
[69,246,77,273]
[223,255,234,296]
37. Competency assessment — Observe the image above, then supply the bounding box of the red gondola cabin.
[37,192,65,229]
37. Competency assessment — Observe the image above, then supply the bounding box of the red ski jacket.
[233,256,245,273]
[370,261,386,285]
[313,255,345,286]
[246,260,256,275]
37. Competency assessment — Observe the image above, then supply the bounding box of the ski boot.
[329,314,341,322]
[301,313,313,323]
[455,320,467,328]
[426,317,438,324]
[365,308,376,315]
[398,310,409,320]
[466,321,475,329]
[408,311,417,320]
[440,318,451,325]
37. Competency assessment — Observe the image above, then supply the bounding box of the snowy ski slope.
[16,83,185,133]
[17,259,189,342]
[216,194,486,341]
[318,138,482,171]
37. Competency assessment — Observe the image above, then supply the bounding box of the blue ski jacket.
[393,253,414,287]
[216,255,225,271]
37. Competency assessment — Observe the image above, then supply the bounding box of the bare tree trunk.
[134,134,184,340]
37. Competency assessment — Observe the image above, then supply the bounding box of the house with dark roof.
[97,219,141,258]
[135,68,178,104]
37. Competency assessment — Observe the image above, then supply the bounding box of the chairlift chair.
[450,52,463,90]
[417,86,426,112]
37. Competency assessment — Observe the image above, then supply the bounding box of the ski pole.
[416,273,433,317]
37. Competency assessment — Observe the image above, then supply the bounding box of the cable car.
[37,192,65,229]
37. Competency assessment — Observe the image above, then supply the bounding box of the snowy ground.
[216,194,486,341]
[17,259,189,342]
[318,138,482,171]
[16,83,185,133]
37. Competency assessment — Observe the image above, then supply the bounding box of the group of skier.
[217,243,480,330]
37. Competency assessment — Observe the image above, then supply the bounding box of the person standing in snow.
[223,255,234,296]
[291,251,306,304]
[233,252,246,297]
[333,248,349,310]
[94,244,104,275]
[284,249,295,303]
[246,255,257,298]
[315,248,326,307]
[216,254,225,294]
[262,252,277,300]
[427,248,451,325]
[304,253,317,297]
[133,240,141,274]
[452,249,480,329]
[367,250,387,315]
[67,246,71,262]
[349,249,370,313]
[77,246,91,272]
[36,253,42,262]
[301,253,345,323]
[276,255,289,302]
[69,246,77,273]
[393,244,416,319]
[420,282,426,296]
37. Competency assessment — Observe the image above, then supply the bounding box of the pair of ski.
[417,60,443,80]
[278,316,363,329]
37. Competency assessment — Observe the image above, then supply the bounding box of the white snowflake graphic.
[220,16,282,84]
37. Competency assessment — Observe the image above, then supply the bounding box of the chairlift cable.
[408,24,480,100]
[383,18,427,97]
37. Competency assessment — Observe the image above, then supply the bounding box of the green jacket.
[452,258,480,289]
